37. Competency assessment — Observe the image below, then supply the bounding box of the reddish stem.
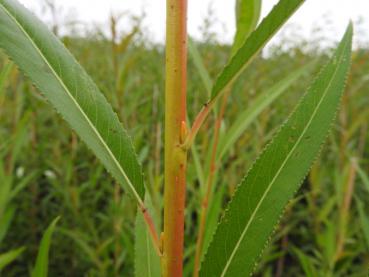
[334,158,357,262]
[139,203,162,256]
[183,100,215,149]
[162,0,188,276]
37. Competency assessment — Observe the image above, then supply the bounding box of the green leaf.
[0,60,13,95]
[188,38,212,98]
[232,0,262,55]
[59,229,102,268]
[356,163,369,194]
[292,247,317,277]
[201,184,226,262]
[200,23,352,277]
[355,196,369,250]
[191,144,206,189]
[7,112,30,172]
[10,172,36,201]
[0,0,145,204]
[32,217,60,277]
[0,207,14,243]
[217,60,315,160]
[0,247,25,271]
[211,0,304,101]
[134,195,161,277]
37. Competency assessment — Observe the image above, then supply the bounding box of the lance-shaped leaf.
[31,217,60,277]
[0,247,25,270]
[211,0,304,101]
[0,0,144,204]
[232,0,262,55]
[200,23,352,277]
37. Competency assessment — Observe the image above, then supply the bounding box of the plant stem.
[183,100,215,149]
[334,157,357,263]
[163,0,188,276]
[139,203,161,256]
[193,90,229,276]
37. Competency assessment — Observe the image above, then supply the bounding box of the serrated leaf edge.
[200,25,352,277]
[0,1,144,205]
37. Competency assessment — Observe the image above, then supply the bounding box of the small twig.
[334,157,357,263]
[182,100,215,149]
[139,203,162,257]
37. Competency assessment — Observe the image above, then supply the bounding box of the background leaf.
[232,0,262,55]
[217,60,315,160]
[31,217,60,277]
[0,247,25,271]
[292,247,317,277]
[211,0,304,101]
[200,23,352,277]
[188,38,212,98]
[355,197,369,250]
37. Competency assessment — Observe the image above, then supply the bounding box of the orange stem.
[182,100,215,149]
[162,0,188,276]
[139,203,162,256]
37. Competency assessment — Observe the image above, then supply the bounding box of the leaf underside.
[200,23,352,277]
[0,0,144,203]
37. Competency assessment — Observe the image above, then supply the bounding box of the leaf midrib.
[220,38,349,277]
[0,2,143,206]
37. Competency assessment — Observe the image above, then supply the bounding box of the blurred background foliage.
[1,1,369,276]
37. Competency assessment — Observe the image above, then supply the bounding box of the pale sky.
[18,0,369,47]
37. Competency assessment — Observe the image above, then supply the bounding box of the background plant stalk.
[163,0,188,276]
[193,89,230,276]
